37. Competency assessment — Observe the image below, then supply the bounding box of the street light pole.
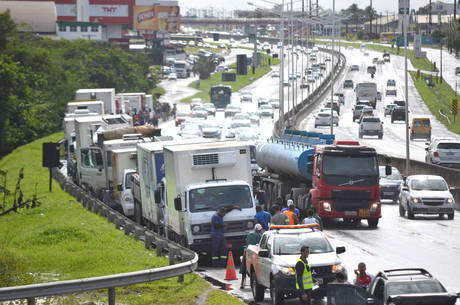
[279,0,285,133]
[403,2,410,176]
[330,0,335,135]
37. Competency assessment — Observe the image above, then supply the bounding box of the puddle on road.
[204,275,234,291]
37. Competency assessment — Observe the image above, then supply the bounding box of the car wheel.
[335,123,339,127]
[367,218,379,228]
[399,199,406,216]
[270,279,284,305]
[251,272,265,302]
[391,118,394,123]
[448,213,455,220]
[407,207,415,219]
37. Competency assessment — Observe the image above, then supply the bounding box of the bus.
[380,32,397,42]
[209,85,232,109]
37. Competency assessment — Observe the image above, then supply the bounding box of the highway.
[157,40,460,304]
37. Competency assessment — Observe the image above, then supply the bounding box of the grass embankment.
[410,71,460,134]
[0,133,244,305]
[185,46,222,54]
[181,54,280,103]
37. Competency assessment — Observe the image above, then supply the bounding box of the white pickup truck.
[359,117,383,139]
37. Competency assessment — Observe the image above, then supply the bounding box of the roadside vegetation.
[0,11,159,159]
[185,46,222,54]
[410,71,460,134]
[181,54,280,103]
[0,132,244,304]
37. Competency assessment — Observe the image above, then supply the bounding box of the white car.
[425,138,460,169]
[398,175,455,220]
[247,111,260,125]
[168,73,177,80]
[315,112,339,128]
[271,70,280,78]
[200,121,222,138]
[233,113,250,121]
[240,91,253,103]
[258,105,274,118]
[235,127,260,142]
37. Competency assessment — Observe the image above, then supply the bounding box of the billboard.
[133,5,180,32]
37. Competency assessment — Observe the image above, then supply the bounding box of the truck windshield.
[323,155,378,177]
[273,235,333,255]
[174,63,186,69]
[125,172,134,189]
[189,185,253,212]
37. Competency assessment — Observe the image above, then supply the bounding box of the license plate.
[344,211,357,216]
[359,209,370,217]
[384,192,393,195]
[446,152,454,155]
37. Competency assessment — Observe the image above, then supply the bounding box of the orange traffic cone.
[224,251,238,280]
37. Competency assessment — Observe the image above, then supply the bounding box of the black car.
[327,268,459,305]
[391,107,406,123]
[394,100,406,107]
[367,65,376,74]
[379,166,403,204]
[343,80,354,89]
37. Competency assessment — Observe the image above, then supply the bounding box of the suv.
[359,117,383,139]
[327,268,459,305]
[425,138,460,168]
[391,106,406,123]
[246,225,347,304]
[343,79,354,88]
[352,105,365,122]
[334,93,345,104]
[379,166,403,204]
[399,175,455,219]
[367,65,376,75]
[410,118,431,140]
[350,65,359,71]
[240,91,253,103]
[387,79,396,87]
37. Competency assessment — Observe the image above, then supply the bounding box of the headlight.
[323,202,331,212]
[447,198,454,204]
[279,266,296,275]
[192,225,200,233]
[370,202,379,212]
[247,221,254,229]
[332,264,344,273]
[411,197,420,204]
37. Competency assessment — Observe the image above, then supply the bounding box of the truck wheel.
[251,273,265,302]
[270,279,284,305]
[448,213,455,220]
[367,218,379,228]
[399,201,406,216]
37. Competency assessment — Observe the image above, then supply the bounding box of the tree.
[0,10,16,51]
[194,56,216,80]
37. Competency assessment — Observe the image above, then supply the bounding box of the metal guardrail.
[0,168,198,305]
[439,109,451,124]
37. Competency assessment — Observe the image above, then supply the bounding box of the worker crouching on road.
[239,223,263,289]
[211,207,228,267]
[296,245,314,305]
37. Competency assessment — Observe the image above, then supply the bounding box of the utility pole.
[279,0,285,133]
[454,0,457,21]
[403,2,410,176]
[330,0,335,135]
[369,0,373,37]
[429,0,432,34]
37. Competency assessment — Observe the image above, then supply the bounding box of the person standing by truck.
[296,245,313,305]
[283,203,300,225]
[254,205,271,231]
[211,207,228,267]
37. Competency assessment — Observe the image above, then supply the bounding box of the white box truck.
[67,101,104,115]
[75,88,116,115]
[355,82,377,108]
[163,141,257,257]
[111,147,137,216]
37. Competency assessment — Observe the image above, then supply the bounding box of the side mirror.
[154,189,161,204]
[306,163,313,174]
[69,144,75,153]
[258,249,269,258]
[174,197,182,211]
[117,184,123,191]
[385,156,392,164]
[385,165,392,176]
[336,246,346,254]
[95,151,103,166]
[425,147,429,151]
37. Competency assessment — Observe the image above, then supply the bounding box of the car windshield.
[387,281,445,296]
[437,142,460,149]
[323,155,378,177]
[273,235,333,255]
[379,167,402,180]
[231,120,251,128]
[411,178,448,191]
[189,185,253,212]
[234,114,250,120]
[201,121,220,129]
[260,105,272,110]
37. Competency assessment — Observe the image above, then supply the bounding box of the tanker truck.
[255,130,390,228]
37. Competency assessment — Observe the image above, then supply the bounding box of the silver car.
[200,121,222,138]
[398,175,455,220]
[258,105,274,118]
[425,138,460,169]
[240,91,253,103]
[379,166,403,204]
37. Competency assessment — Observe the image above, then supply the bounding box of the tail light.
[433,151,439,157]
[380,123,383,129]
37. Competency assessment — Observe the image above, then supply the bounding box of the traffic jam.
[61,33,460,305]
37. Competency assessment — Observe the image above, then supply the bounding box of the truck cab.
[246,224,347,304]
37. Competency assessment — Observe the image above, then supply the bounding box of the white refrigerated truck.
[163,141,257,257]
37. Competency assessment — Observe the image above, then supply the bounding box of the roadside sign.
[452,99,458,116]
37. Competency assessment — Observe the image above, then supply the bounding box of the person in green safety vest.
[295,245,313,305]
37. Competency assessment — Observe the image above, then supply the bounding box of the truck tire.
[378,133,383,139]
[251,272,265,302]
[270,278,284,305]
[367,218,378,228]
[407,208,414,219]
[448,213,455,220]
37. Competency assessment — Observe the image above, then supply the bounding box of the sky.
[179,0,431,14]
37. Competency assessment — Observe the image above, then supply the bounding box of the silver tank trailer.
[256,142,314,181]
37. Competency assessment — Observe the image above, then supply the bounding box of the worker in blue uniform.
[211,207,228,267]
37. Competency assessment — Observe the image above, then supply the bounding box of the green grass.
[185,46,222,54]
[181,55,280,103]
[0,133,242,304]
[410,71,460,134]
[204,290,245,305]
[151,85,166,97]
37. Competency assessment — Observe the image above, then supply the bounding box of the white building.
[56,21,106,40]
